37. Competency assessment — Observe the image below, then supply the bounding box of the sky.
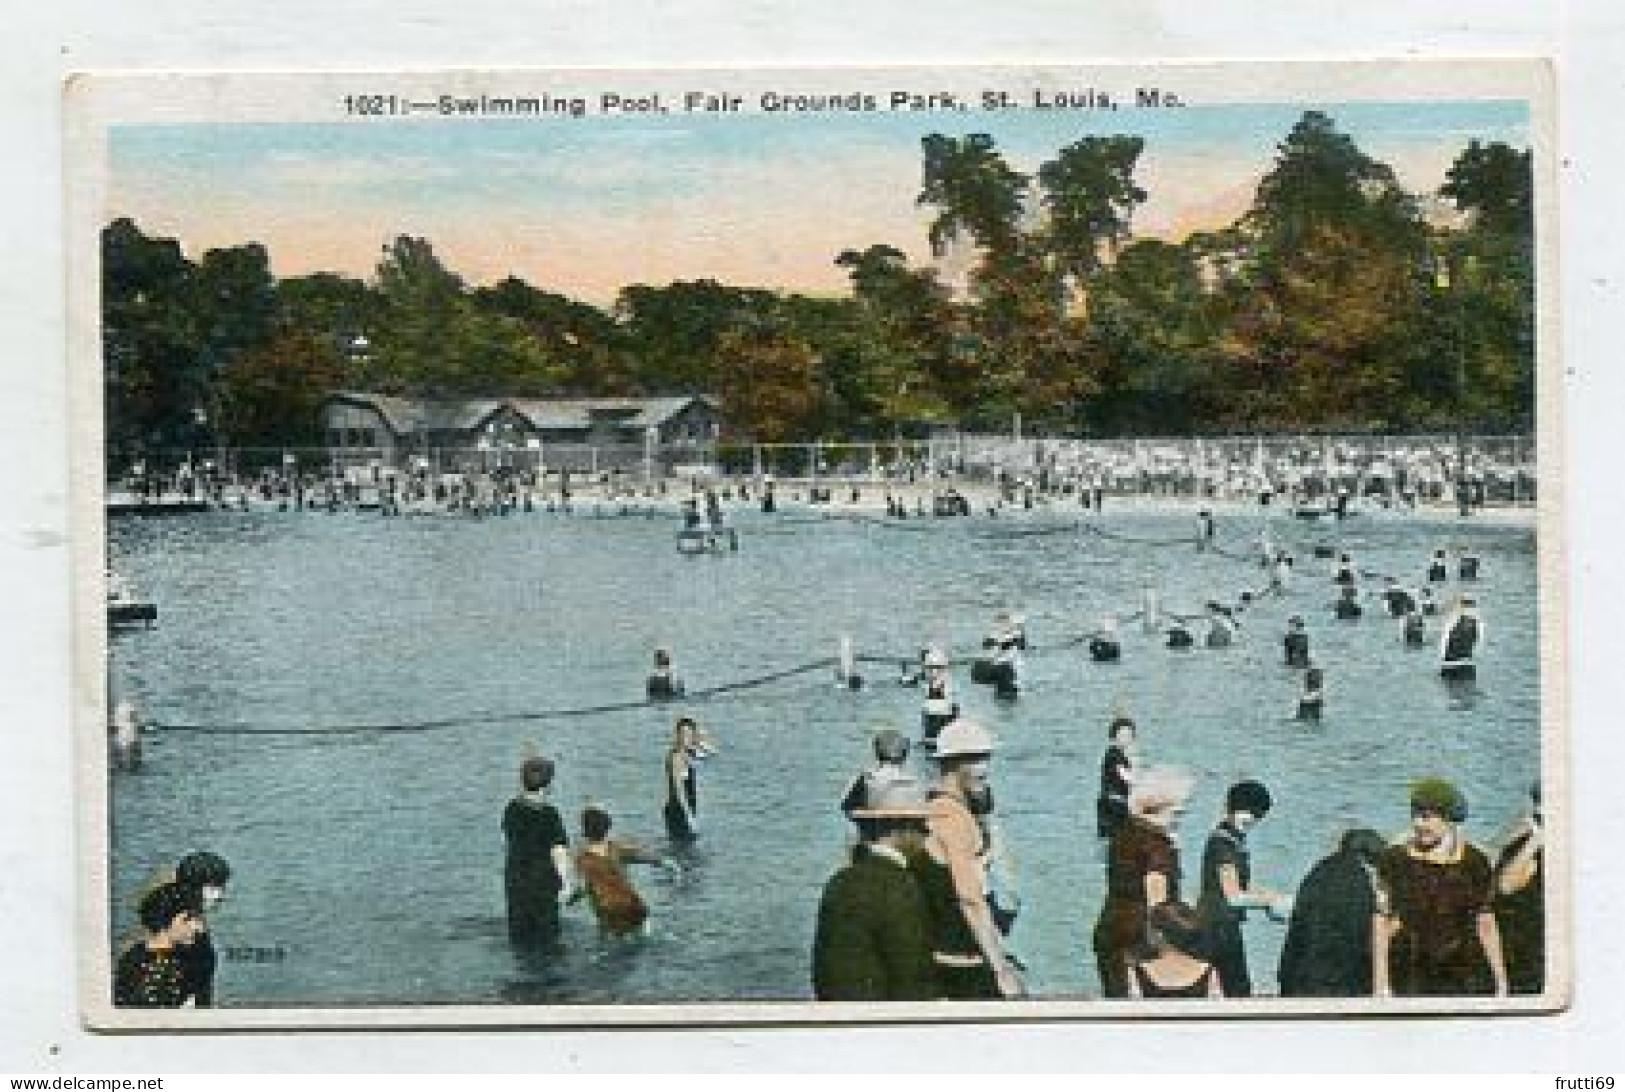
[107,99,1530,306]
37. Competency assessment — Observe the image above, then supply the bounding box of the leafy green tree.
[917,133,1028,258]
[102,218,205,464]
[215,327,346,447]
[471,276,626,394]
[367,235,564,396]
[367,235,465,393]
[193,243,277,363]
[1439,140,1536,429]
[277,272,379,354]
[1443,140,1534,239]
[834,245,958,434]
[1037,135,1149,283]
[711,323,827,442]
[1084,239,1217,433]
[614,280,778,394]
[967,241,1095,430]
[1246,110,1420,257]
[1202,111,1435,430]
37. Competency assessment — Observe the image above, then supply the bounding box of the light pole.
[526,437,543,483]
[1422,195,1472,518]
[1432,255,1471,518]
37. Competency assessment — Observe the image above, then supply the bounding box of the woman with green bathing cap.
[1372,778,1508,997]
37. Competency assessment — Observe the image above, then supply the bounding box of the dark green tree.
[101,218,205,464]
[471,276,625,394]
[215,327,347,448]
[1205,111,1433,430]
[369,235,561,396]
[833,245,958,434]
[1037,135,1149,283]
[917,133,1029,258]
[1438,140,1536,429]
[1084,239,1217,433]
[613,280,779,395]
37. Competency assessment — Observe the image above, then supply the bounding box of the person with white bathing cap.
[918,646,958,747]
[916,718,1025,999]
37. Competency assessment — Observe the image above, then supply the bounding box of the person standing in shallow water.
[812,777,939,1001]
[1093,766,1192,999]
[1283,616,1311,669]
[1277,828,1387,997]
[1096,717,1137,840]
[573,805,678,939]
[919,719,1024,999]
[841,727,912,817]
[1373,778,1508,997]
[173,851,231,1007]
[1196,780,1289,998]
[1296,668,1326,722]
[1492,781,1545,995]
[502,756,573,956]
[663,716,714,842]
[1439,596,1484,681]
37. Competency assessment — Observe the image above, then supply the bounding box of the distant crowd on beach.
[107,430,1534,521]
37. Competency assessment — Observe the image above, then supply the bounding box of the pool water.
[106,497,1542,1006]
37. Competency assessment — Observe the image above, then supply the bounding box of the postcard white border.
[61,58,1568,1035]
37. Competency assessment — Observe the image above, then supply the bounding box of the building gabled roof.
[510,396,716,431]
[324,392,718,434]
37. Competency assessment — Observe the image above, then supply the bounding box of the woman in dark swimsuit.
[1096,717,1137,839]
[662,717,713,842]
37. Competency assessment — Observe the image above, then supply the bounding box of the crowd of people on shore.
[108,427,1536,526]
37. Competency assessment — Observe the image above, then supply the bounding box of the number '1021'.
[344,95,400,116]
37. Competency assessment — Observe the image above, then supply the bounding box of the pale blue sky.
[109,99,1529,304]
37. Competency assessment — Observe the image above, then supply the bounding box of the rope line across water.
[149,657,837,737]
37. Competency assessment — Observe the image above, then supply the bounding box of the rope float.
[149,657,838,737]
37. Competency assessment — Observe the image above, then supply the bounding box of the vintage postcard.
[66,60,1561,1029]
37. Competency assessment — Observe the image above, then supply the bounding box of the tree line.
[102,110,1533,463]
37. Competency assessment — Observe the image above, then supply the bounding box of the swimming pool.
[105,496,1543,1007]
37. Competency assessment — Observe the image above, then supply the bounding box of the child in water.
[1297,668,1325,721]
[1283,616,1311,669]
[573,805,679,938]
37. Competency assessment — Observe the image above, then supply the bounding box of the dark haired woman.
[114,883,203,1008]
[173,850,231,1006]
[663,717,715,842]
[1095,717,1137,840]
[1196,780,1289,997]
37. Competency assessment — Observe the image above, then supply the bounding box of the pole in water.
[1141,583,1161,634]
[837,634,863,690]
